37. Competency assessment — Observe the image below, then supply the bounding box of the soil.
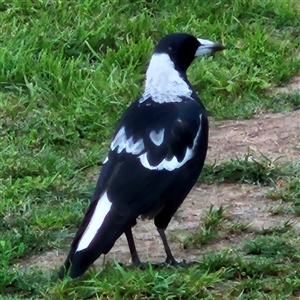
[208,109,300,162]
[17,81,300,273]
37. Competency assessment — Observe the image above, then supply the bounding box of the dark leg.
[157,228,177,265]
[125,228,141,265]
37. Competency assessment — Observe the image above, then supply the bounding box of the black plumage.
[59,33,226,279]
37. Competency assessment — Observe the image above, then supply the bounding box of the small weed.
[200,249,235,275]
[259,220,296,235]
[267,177,300,202]
[243,234,296,258]
[183,206,227,248]
[183,225,219,249]
[228,221,252,233]
[267,204,289,216]
[203,205,228,229]
[199,153,291,185]
[292,203,300,216]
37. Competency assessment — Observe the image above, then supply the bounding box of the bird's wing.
[62,98,205,278]
[94,98,204,208]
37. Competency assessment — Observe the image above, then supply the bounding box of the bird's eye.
[168,46,173,52]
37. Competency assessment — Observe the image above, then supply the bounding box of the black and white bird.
[59,33,226,279]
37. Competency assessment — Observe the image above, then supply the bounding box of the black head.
[154,33,226,74]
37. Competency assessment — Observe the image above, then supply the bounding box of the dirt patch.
[17,110,300,273]
[270,76,300,95]
[18,182,296,272]
[208,110,300,162]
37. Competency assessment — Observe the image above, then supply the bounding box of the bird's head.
[142,33,226,103]
[154,33,226,74]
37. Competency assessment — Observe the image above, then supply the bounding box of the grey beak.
[195,38,226,57]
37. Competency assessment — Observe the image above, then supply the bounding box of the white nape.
[195,38,215,56]
[111,126,145,155]
[149,129,165,146]
[76,191,112,252]
[139,115,202,171]
[140,53,192,104]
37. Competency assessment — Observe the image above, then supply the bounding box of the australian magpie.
[59,33,226,279]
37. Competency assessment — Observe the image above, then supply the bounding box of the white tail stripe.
[76,192,112,252]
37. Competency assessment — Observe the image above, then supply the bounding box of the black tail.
[59,221,124,278]
[59,198,134,279]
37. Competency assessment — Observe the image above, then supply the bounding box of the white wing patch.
[139,115,203,171]
[111,126,145,155]
[76,191,112,252]
[140,53,192,104]
[111,127,126,151]
[125,136,145,154]
[149,129,165,146]
[103,156,108,164]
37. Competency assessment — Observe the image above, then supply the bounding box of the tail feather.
[63,220,126,278]
[76,192,112,252]
[59,191,134,279]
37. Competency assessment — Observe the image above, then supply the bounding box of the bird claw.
[117,259,199,271]
[164,259,199,268]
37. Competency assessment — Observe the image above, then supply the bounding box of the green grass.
[1,0,300,298]
[200,152,300,185]
[4,241,300,299]
[182,206,228,249]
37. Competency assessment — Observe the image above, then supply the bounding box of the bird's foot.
[165,258,199,268]
[119,258,199,271]
[128,257,149,270]
[132,259,169,270]
[165,255,178,265]
[133,261,149,270]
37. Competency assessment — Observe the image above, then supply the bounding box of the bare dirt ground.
[18,83,300,273]
[208,109,300,162]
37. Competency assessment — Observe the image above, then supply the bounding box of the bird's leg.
[157,228,177,265]
[125,228,141,266]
